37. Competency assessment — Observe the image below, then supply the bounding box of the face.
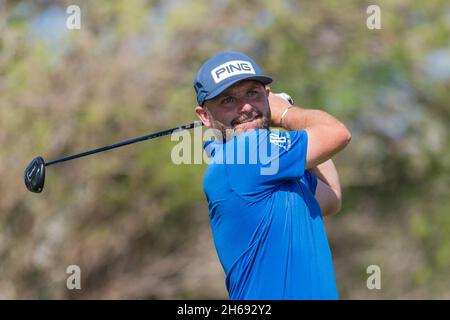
[195,80,271,139]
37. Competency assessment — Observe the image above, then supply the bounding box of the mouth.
[232,116,262,131]
[233,115,261,126]
[239,117,259,124]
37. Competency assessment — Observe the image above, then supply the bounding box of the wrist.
[270,92,294,128]
[280,105,293,129]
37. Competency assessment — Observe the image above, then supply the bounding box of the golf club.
[24,93,293,194]
[24,121,203,193]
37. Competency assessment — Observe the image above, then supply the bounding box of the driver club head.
[24,156,46,193]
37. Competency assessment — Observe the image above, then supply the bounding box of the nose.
[240,102,254,113]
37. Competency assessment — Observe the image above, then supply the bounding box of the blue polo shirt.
[203,129,338,300]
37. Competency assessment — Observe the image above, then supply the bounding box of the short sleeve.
[301,170,318,195]
[224,129,309,198]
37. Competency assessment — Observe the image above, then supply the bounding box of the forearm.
[284,107,351,168]
[270,93,346,132]
[311,159,342,216]
[280,107,344,132]
[311,159,341,195]
[269,91,351,168]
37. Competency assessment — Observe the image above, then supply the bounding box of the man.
[193,51,351,299]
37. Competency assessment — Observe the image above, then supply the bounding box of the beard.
[209,108,271,141]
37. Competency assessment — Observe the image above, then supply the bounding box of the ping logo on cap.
[211,60,256,83]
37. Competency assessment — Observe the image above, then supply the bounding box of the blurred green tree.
[0,0,448,298]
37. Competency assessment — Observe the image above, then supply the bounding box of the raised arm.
[269,92,351,169]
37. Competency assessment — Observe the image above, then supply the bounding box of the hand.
[268,90,293,127]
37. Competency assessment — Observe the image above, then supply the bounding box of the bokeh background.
[1,0,449,299]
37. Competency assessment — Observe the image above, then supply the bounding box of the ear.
[195,106,212,127]
[265,85,271,97]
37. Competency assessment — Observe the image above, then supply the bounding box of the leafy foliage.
[0,0,449,298]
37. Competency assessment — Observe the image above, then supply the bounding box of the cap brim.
[203,75,272,104]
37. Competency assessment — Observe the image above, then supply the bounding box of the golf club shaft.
[45,121,203,167]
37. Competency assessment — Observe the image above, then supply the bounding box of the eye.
[221,96,234,104]
[247,89,259,97]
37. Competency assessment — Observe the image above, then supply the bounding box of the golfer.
[193,51,351,299]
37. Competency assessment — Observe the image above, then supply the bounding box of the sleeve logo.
[269,132,291,151]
